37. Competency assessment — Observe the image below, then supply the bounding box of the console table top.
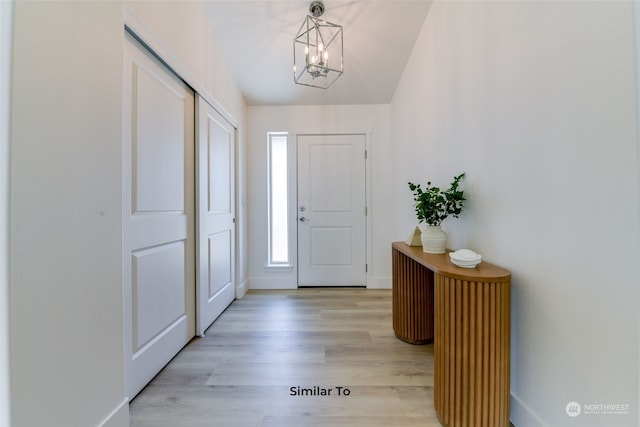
[392,241,511,282]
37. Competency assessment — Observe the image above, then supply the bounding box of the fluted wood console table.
[392,242,511,427]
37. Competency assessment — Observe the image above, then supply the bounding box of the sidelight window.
[267,132,290,266]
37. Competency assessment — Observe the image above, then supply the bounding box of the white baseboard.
[97,398,129,427]
[249,276,391,290]
[510,392,548,427]
[367,276,392,289]
[236,279,249,299]
[248,277,297,290]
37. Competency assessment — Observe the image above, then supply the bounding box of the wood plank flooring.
[129,288,440,427]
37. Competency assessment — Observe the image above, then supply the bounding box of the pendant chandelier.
[293,1,344,89]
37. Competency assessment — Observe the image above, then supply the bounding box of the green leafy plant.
[408,173,466,226]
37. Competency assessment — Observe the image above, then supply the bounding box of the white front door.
[195,96,236,336]
[297,134,367,287]
[123,34,195,398]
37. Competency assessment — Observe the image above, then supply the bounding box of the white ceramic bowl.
[450,258,481,268]
[451,249,479,260]
[449,250,482,268]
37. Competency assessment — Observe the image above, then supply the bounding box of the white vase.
[421,225,447,254]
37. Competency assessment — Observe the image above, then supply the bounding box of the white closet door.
[123,34,195,398]
[195,96,236,336]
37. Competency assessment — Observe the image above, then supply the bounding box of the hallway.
[129,288,438,426]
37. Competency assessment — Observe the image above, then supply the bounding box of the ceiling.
[204,1,433,106]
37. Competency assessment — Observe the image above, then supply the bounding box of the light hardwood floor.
[129,288,441,427]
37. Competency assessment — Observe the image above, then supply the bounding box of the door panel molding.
[132,61,188,213]
[132,242,187,350]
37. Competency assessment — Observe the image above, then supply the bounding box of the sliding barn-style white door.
[195,96,236,336]
[123,34,195,398]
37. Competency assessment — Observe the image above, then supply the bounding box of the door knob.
[299,217,309,222]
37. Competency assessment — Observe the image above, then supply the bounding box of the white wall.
[391,2,640,427]
[634,2,640,421]
[11,2,127,425]
[10,1,246,426]
[247,105,393,290]
[0,1,13,426]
